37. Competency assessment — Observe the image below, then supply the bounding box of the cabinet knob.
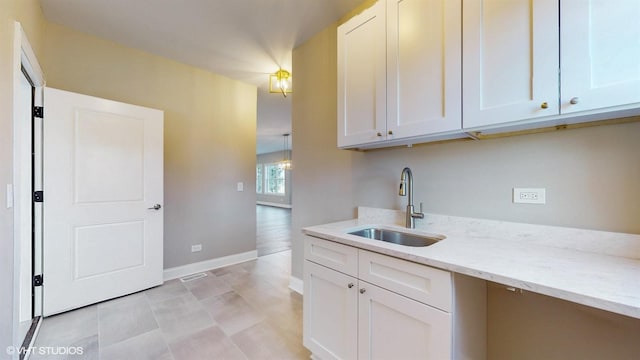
[348,283,354,289]
[376,132,382,137]
[570,97,580,105]
[360,288,366,294]
[540,102,549,109]
[388,130,393,135]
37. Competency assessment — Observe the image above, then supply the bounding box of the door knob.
[569,97,580,105]
[148,204,162,210]
[540,102,549,109]
[360,288,366,294]
[348,283,354,289]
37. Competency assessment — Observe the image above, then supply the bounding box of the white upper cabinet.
[462,0,560,129]
[337,1,386,148]
[338,0,464,149]
[464,0,640,131]
[386,0,462,139]
[560,0,640,114]
[340,0,640,146]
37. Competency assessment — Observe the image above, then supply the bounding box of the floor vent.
[179,272,207,282]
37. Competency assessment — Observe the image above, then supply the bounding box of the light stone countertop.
[302,207,640,319]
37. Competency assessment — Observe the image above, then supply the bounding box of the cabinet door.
[561,0,640,114]
[337,0,386,148]
[463,0,559,129]
[304,261,358,360]
[358,282,452,360]
[387,0,462,138]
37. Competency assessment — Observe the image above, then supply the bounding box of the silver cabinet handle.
[570,97,580,105]
[348,283,354,289]
[360,288,366,294]
[148,204,162,210]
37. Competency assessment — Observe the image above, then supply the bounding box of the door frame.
[12,21,45,350]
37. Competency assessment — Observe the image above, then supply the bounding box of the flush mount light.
[270,69,293,97]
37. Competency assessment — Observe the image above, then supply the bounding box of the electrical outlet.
[513,188,546,204]
[191,244,202,252]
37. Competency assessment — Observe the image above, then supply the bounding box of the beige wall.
[41,23,258,269]
[291,24,360,283]
[487,282,640,359]
[353,121,640,234]
[2,5,257,352]
[291,9,640,359]
[0,0,46,355]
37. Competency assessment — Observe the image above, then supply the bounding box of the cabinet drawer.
[305,236,358,277]
[359,250,452,312]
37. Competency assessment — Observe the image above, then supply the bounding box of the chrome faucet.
[399,167,424,229]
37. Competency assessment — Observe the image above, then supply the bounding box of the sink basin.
[348,228,444,247]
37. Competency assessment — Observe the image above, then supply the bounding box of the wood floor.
[31,251,308,360]
[256,205,292,257]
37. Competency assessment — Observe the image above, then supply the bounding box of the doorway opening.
[256,87,292,257]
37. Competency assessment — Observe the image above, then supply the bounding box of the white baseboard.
[289,276,303,295]
[163,250,258,281]
[257,201,292,209]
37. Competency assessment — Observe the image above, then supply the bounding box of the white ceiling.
[39,0,362,154]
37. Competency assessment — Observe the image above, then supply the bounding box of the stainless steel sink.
[348,228,444,247]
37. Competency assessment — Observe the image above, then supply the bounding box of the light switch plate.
[237,182,244,192]
[513,188,546,204]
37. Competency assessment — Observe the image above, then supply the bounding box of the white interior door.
[43,87,163,316]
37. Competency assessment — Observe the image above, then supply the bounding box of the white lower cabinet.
[358,281,451,360]
[303,236,486,360]
[304,261,358,360]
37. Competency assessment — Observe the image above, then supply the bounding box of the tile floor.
[31,251,309,360]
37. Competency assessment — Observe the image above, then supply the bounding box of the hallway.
[256,205,292,257]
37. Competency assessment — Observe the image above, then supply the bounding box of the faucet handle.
[413,202,425,219]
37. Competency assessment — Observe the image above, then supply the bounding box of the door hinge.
[33,274,43,287]
[33,106,44,118]
[33,191,43,203]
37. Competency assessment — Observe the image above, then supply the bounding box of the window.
[264,163,286,195]
[256,164,263,193]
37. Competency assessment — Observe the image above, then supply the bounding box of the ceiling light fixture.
[280,133,292,170]
[270,69,292,97]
